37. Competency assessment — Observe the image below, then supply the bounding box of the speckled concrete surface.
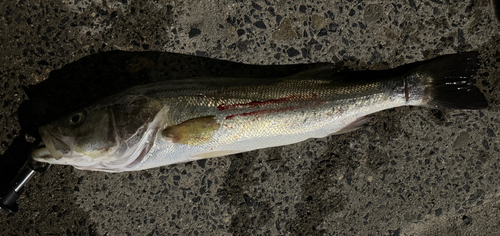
[1,0,500,235]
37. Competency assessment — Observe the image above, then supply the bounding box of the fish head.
[38,107,115,161]
[34,95,167,172]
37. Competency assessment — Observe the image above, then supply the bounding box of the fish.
[31,52,487,172]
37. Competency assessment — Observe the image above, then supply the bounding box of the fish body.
[33,52,487,172]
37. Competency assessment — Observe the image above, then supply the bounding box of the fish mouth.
[38,125,72,160]
[31,147,52,160]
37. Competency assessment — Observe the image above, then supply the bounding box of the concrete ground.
[1,0,500,235]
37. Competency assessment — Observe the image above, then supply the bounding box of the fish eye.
[69,112,85,125]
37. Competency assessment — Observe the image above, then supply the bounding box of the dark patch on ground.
[286,142,359,235]
[364,144,391,171]
[428,109,448,126]
[367,109,404,147]
[478,35,500,110]
[217,151,275,235]
[264,147,287,172]
[2,166,99,235]
[494,0,500,23]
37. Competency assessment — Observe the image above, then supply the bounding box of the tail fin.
[420,52,487,110]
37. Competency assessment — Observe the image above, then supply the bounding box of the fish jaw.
[36,125,107,167]
[37,125,73,160]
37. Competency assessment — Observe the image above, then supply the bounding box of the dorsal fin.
[287,62,344,79]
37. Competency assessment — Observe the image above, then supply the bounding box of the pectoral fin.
[162,116,220,145]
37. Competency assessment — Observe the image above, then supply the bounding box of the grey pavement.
[1,0,500,235]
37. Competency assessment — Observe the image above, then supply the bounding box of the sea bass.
[32,52,487,172]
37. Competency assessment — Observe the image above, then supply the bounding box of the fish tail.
[417,52,488,110]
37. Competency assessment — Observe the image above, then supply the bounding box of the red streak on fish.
[217,95,312,111]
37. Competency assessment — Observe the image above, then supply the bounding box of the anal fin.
[333,116,371,135]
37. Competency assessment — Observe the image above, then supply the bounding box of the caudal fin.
[419,52,488,110]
